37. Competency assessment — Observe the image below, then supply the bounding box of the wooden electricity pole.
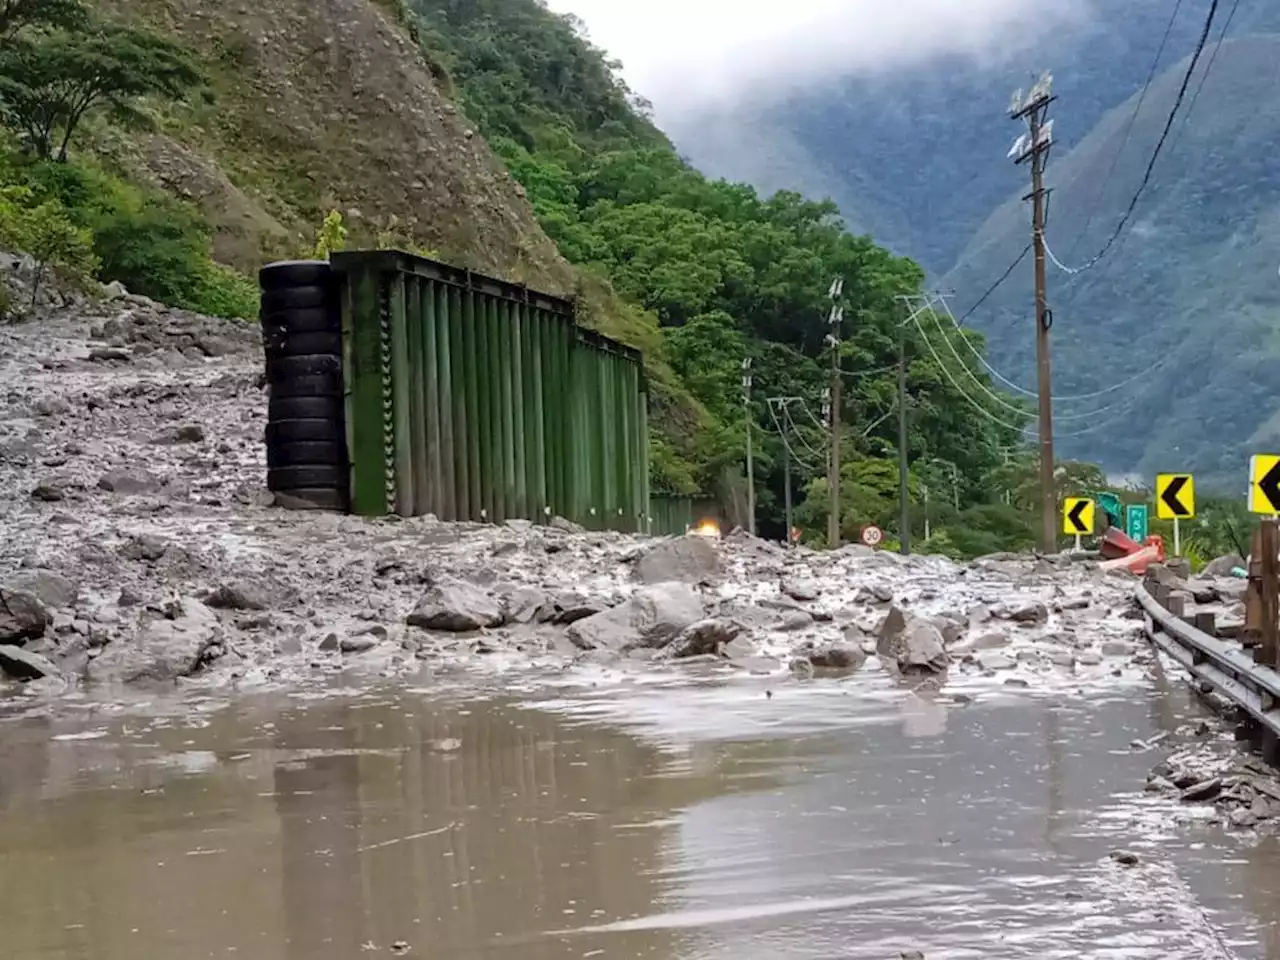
[1011,74,1057,553]
[742,357,754,535]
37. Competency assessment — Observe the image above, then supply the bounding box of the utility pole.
[1010,72,1057,553]
[825,278,844,549]
[742,357,755,535]
[894,295,913,555]
[768,396,806,546]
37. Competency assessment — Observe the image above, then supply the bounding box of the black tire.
[261,305,337,335]
[268,440,347,468]
[266,354,342,381]
[271,487,349,511]
[268,465,347,490]
[259,260,332,290]
[263,330,342,358]
[260,284,331,312]
[269,394,344,421]
[269,371,343,398]
[266,418,346,445]
[260,306,338,335]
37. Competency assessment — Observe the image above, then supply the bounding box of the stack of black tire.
[259,260,349,510]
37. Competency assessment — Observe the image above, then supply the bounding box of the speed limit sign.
[860,524,883,547]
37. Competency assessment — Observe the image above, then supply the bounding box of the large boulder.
[876,605,948,674]
[664,618,744,658]
[568,583,704,651]
[406,576,503,632]
[0,588,51,644]
[635,535,722,585]
[3,570,78,611]
[0,645,59,681]
[87,598,220,684]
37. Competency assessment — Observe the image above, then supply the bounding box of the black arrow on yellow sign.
[1067,500,1089,533]
[1260,460,1280,513]
[1159,475,1192,518]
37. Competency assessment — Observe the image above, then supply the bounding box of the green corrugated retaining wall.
[331,250,650,530]
[648,495,723,537]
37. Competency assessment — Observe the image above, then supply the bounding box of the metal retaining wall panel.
[331,250,648,530]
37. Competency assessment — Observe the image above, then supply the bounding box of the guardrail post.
[1255,519,1279,669]
[1166,592,1187,619]
[1193,611,1216,636]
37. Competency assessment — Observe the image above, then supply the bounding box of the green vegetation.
[404,0,1073,553]
[0,0,255,319]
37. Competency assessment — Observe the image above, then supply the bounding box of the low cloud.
[545,0,1089,118]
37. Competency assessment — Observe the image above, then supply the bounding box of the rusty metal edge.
[1138,584,1280,737]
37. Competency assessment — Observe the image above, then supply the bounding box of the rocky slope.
[0,259,1176,702]
[88,0,575,293]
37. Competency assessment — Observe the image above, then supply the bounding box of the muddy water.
[1,679,1279,959]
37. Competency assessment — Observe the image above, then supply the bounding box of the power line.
[1062,0,1186,262]
[1048,0,1221,274]
[933,293,1187,402]
[911,313,1030,434]
[957,243,1032,324]
[1163,0,1240,161]
[766,398,819,472]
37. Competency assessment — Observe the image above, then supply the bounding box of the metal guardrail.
[1138,583,1280,740]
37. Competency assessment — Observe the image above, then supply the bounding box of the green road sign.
[1097,492,1122,530]
[1125,503,1149,544]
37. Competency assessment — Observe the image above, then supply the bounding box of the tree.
[0,185,96,309]
[0,27,202,162]
[0,0,86,39]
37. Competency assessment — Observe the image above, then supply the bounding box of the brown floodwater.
[1,669,1279,959]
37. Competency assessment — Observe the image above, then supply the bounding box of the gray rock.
[976,650,1017,671]
[782,577,820,602]
[152,424,205,445]
[120,533,168,562]
[205,580,272,611]
[1181,778,1223,803]
[1101,640,1137,657]
[972,632,1010,650]
[339,635,379,654]
[1203,553,1245,578]
[550,516,585,533]
[1005,601,1049,623]
[30,483,64,502]
[1109,850,1140,866]
[503,586,554,624]
[0,645,59,681]
[97,469,160,494]
[877,606,947,673]
[665,618,744,658]
[568,582,703,651]
[803,642,867,671]
[406,576,503,632]
[777,609,814,631]
[4,569,77,610]
[0,588,51,644]
[635,535,722,584]
[86,598,221,684]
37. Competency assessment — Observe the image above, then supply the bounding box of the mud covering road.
[0,263,1158,703]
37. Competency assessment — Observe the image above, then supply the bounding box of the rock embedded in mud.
[99,469,161,495]
[976,650,1017,671]
[0,645,59,681]
[339,635,379,654]
[876,605,948,674]
[0,588,52,644]
[635,535,722,585]
[29,483,64,502]
[781,577,820,602]
[120,533,168,562]
[568,582,703,651]
[205,580,272,611]
[1003,601,1049,623]
[664,618,744,658]
[801,641,867,672]
[1109,849,1140,866]
[406,576,503,632]
[4,569,78,611]
[1180,777,1223,803]
[1203,554,1245,578]
[86,597,221,684]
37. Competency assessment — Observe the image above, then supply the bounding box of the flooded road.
[2,675,1279,959]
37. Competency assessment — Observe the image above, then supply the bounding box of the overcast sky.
[543,0,1087,119]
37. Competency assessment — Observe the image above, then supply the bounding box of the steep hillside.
[943,35,1280,486]
[90,0,574,292]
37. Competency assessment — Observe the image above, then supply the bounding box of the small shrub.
[193,261,257,319]
[313,209,347,259]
